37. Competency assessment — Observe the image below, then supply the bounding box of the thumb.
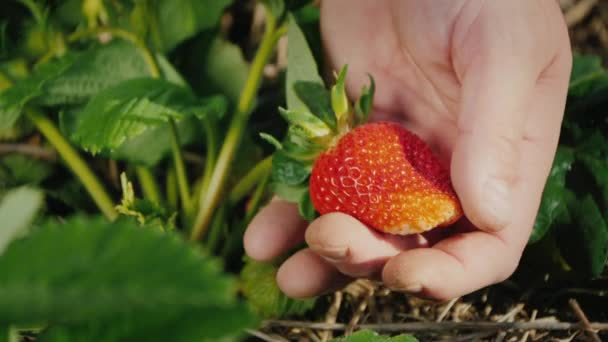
[450,31,547,232]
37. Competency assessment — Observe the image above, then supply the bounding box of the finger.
[305,213,428,278]
[382,57,572,301]
[382,231,517,300]
[276,248,352,299]
[383,168,540,300]
[244,198,307,261]
[450,1,562,232]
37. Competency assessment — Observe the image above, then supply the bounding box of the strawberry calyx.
[264,65,374,220]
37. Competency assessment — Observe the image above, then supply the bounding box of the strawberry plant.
[525,54,608,280]
[0,0,607,341]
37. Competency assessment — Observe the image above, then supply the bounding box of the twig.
[303,328,321,342]
[347,287,374,334]
[569,299,601,342]
[494,331,507,342]
[246,329,287,342]
[436,298,459,322]
[450,331,496,342]
[262,319,608,332]
[0,143,57,160]
[496,303,525,323]
[564,0,597,27]
[320,291,343,342]
[520,309,537,342]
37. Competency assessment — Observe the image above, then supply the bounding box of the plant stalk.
[166,166,178,212]
[228,156,272,205]
[190,7,283,241]
[25,109,117,220]
[198,117,218,201]
[135,166,161,204]
[169,119,192,215]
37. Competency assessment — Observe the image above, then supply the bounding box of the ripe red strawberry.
[308,122,462,235]
[270,65,462,235]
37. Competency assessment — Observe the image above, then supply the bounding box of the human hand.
[244,0,572,300]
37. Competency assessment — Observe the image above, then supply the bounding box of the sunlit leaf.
[72,78,226,155]
[240,257,314,318]
[286,15,325,114]
[0,54,76,130]
[0,187,43,255]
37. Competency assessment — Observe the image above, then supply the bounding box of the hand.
[244,0,572,300]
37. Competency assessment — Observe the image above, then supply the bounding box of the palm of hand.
[245,0,572,300]
[322,1,463,163]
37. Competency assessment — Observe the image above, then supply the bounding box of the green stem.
[169,119,192,214]
[221,170,271,259]
[166,166,178,212]
[25,109,117,220]
[135,166,161,204]
[198,117,217,202]
[190,7,283,241]
[16,0,45,24]
[229,156,272,205]
[205,204,227,253]
[244,169,271,221]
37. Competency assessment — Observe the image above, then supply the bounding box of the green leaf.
[569,54,607,97]
[202,37,249,104]
[262,0,286,20]
[298,189,317,221]
[271,182,307,203]
[0,154,52,191]
[578,152,608,217]
[72,78,225,155]
[556,195,608,277]
[331,65,349,125]
[0,54,76,130]
[294,81,336,130]
[240,258,315,318]
[530,147,575,243]
[279,107,331,139]
[0,215,255,333]
[151,0,233,52]
[259,132,283,150]
[329,330,418,342]
[110,116,199,166]
[111,96,225,166]
[355,75,375,124]
[40,41,152,106]
[272,150,310,186]
[286,15,325,114]
[39,305,253,342]
[0,187,43,255]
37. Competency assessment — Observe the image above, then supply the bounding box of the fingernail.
[314,245,348,262]
[396,283,423,293]
[483,178,512,231]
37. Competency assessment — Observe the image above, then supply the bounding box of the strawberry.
[309,122,462,235]
[268,65,462,235]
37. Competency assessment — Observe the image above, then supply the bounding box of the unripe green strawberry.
[309,122,462,235]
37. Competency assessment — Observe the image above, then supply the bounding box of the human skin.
[245,0,573,300]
